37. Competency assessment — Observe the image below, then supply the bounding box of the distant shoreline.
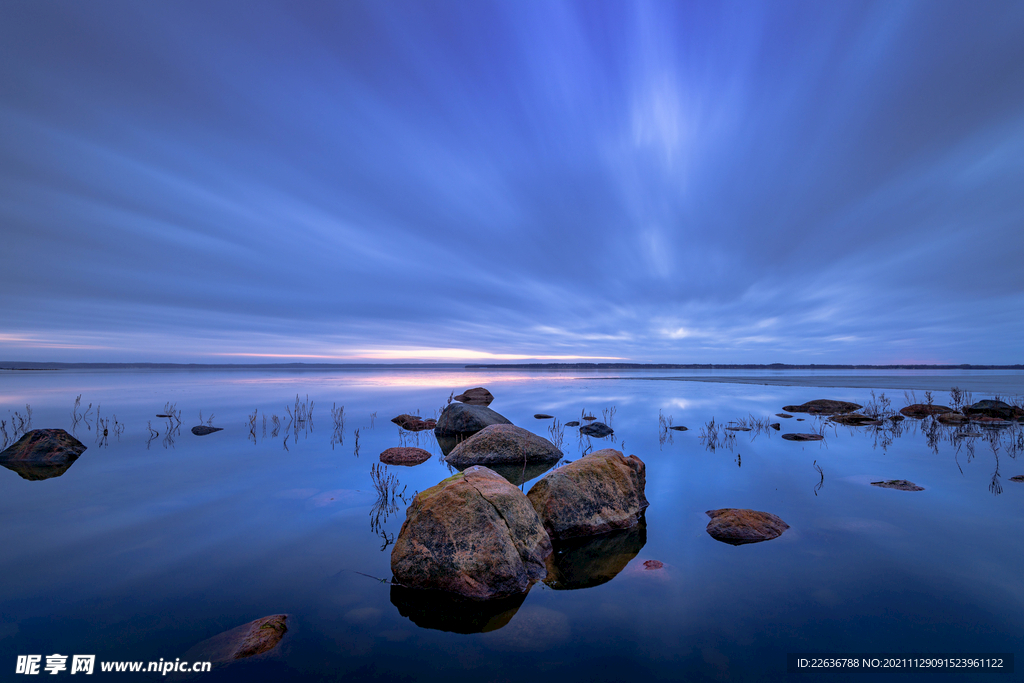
[466,362,1024,370]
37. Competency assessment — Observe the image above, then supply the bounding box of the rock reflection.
[544,520,647,590]
[389,585,526,634]
[1,459,78,481]
[450,460,556,487]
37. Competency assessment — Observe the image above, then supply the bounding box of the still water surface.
[1,368,1022,681]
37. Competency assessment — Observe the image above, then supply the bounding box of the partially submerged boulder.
[445,424,561,468]
[191,425,223,436]
[871,479,924,491]
[781,433,824,442]
[830,413,883,426]
[380,447,432,466]
[391,466,551,599]
[900,404,954,419]
[454,387,494,406]
[936,412,969,425]
[579,421,613,438]
[391,414,437,432]
[0,428,86,464]
[705,508,789,545]
[433,403,512,438]
[964,400,1015,421]
[181,614,289,665]
[527,449,648,540]
[782,399,861,415]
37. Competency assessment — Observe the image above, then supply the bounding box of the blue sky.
[2,0,1023,363]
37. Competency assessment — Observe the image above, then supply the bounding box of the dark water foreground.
[1,368,1022,681]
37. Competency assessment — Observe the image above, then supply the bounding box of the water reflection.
[450,460,556,487]
[389,585,526,634]
[1,459,79,481]
[544,520,647,591]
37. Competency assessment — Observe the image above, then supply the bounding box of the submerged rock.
[527,449,648,541]
[445,424,561,468]
[871,479,924,492]
[965,400,1015,420]
[191,425,223,436]
[830,413,883,426]
[900,404,954,419]
[380,447,432,466]
[579,421,613,438]
[390,585,525,634]
[782,399,862,415]
[705,508,789,545]
[433,403,512,438]
[0,428,86,464]
[781,433,824,442]
[182,614,289,665]
[643,560,664,570]
[391,414,437,432]
[454,387,494,406]
[391,466,551,599]
[936,412,969,425]
[544,521,646,590]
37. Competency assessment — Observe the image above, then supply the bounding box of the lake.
[1,367,1022,681]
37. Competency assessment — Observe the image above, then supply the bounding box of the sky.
[2,0,1023,364]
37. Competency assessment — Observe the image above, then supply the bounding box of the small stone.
[936,412,969,425]
[1009,475,1024,483]
[453,387,494,406]
[669,425,688,431]
[781,433,823,441]
[830,413,883,426]
[705,508,789,545]
[900,404,954,419]
[775,413,793,418]
[391,414,437,431]
[565,421,580,427]
[579,421,613,438]
[534,414,554,419]
[380,447,432,466]
[783,400,862,415]
[871,479,924,492]
[642,560,664,570]
[770,423,781,430]
[192,425,223,436]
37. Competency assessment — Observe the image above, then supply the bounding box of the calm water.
[1,368,1022,681]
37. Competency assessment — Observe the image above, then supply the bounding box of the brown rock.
[391,466,551,599]
[830,413,883,426]
[0,428,86,463]
[181,614,289,665]
[781,433,824,442]
[454,387,494,406]
[936,412,969,425]
[433,403,512,438]
[391,414,437,432]
[527,449,648,541]
[871,479,924,492]
[782,400,862,415]
[900,404,954,419]
[445,424,561,468]
[705,508,789,545]
[380,447,432,466]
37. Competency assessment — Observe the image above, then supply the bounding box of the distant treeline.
[0,362,465,370]
[465,363,1024,370]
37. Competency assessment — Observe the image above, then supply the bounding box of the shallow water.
[1,368,1022,681]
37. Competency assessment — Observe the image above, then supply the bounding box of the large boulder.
[900,404,954,419]
[434,403,512,438]
[579,421,613,438]
[527,449,648,541]
[1,428,86,464]
[964,400,1015,421]
[445,424,561,468]
[391,414,437,432]
[705,508,789,545]
[782,399,862,415]
[454,387,494,406]
[391,466,551,600]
